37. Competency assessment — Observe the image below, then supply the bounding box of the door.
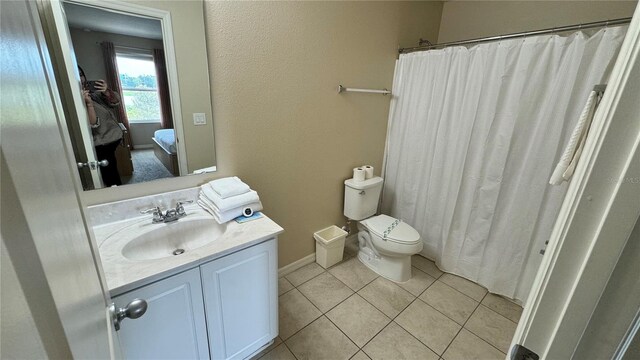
[510,6,640,359]
[41,0,103,190]
[201,239,278,360]
[0,0,115,357]
[113,268,210,359]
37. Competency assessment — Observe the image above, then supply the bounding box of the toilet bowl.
[343,177,422,282]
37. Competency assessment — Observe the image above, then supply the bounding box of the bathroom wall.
[83,1,443,267]
[69,28,163,82]
[202,1,443,266]
[438,1,638,43]
[130,123,162,149]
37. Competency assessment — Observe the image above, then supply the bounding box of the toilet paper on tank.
[353,167,366,182]
[363,165,374,179]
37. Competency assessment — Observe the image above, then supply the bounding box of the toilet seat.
[362,214,420,245]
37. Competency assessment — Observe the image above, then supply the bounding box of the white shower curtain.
[382,27,627,302]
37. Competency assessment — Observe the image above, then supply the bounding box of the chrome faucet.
[140,200,194,223]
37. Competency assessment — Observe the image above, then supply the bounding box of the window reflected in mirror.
[56,0,216,191]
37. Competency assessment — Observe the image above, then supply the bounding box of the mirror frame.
[59,0,189,176]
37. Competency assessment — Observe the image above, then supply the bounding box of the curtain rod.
[399,17,632,54]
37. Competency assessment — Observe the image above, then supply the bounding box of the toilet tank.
[344,176,384,220]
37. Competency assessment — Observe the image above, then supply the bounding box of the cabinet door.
[201,239,278,360]
[113,268,210,359]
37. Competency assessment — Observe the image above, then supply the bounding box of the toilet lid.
[363,215,421,245]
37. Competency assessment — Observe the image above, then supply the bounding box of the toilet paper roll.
[242,207,254,217]
[363,165,374,179]
[353,167,366,182]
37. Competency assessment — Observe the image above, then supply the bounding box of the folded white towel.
[200,186,259,212]
[208,176,250,199]
[198,196,262,224]
[214,202,262,223]
[550,91,597,185]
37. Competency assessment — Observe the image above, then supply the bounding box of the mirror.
[53,0,216,190]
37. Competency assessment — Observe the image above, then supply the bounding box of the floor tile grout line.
[428,277,485,305]
[284,267,326,288]
[391,300,458,356]
[459,292,511,356]
[282,340,299,360]
[323,307,372,354]
[281,256,514,358]
[477,302,520,326]
[329,273,438,357]
[439,289,490,357]
[295,279,354,317]
[280,260,371,351]
[357,278,443,356]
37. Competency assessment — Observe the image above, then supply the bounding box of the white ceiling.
[64,2,163,40]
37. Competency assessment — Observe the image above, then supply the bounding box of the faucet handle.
[140,206,164,223]
[140,206,161,214]
[175,200,194,215]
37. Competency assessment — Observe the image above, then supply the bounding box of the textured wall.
[203,1,443,266]
[438,1,637,43]
[130,122,162,148]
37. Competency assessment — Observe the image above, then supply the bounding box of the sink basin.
[121,217,226,261]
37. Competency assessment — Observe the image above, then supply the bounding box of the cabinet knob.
[111,298,148,331]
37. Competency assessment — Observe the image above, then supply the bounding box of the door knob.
[77,160,109,170]
[111,298,148,331]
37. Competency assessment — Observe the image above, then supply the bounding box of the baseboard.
[278,253,315,278]
[133,144,154,150]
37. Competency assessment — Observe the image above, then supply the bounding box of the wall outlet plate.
[193,113,206,125]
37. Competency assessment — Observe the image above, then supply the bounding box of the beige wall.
[83,1,443,267]
[201,1,442,266]
[130,122,162,148]
[438,1,637,43]
[117,0,217,173]
[69,28,164,81]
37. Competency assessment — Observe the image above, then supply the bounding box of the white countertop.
[95,206,284,296]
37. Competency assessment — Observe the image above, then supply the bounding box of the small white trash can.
[314,225,348,269]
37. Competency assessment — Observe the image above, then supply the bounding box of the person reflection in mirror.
[79,66,123,187]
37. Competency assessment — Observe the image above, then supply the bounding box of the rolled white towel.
[200,186,259,212]
[550,91,597,185]
[208,176,250,199]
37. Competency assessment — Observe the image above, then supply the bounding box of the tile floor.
[256,250,522,360]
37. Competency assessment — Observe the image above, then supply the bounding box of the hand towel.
[208,176,250,198]
[200,186,259,212]
[550,91,597,185]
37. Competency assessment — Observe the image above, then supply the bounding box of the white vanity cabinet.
[113,267,210,359]
[113,238,278,360]
[201,237,278,359]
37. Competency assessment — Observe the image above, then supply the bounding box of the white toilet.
[344,176,423,282]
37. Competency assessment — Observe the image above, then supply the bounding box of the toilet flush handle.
[359,190,366,195]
